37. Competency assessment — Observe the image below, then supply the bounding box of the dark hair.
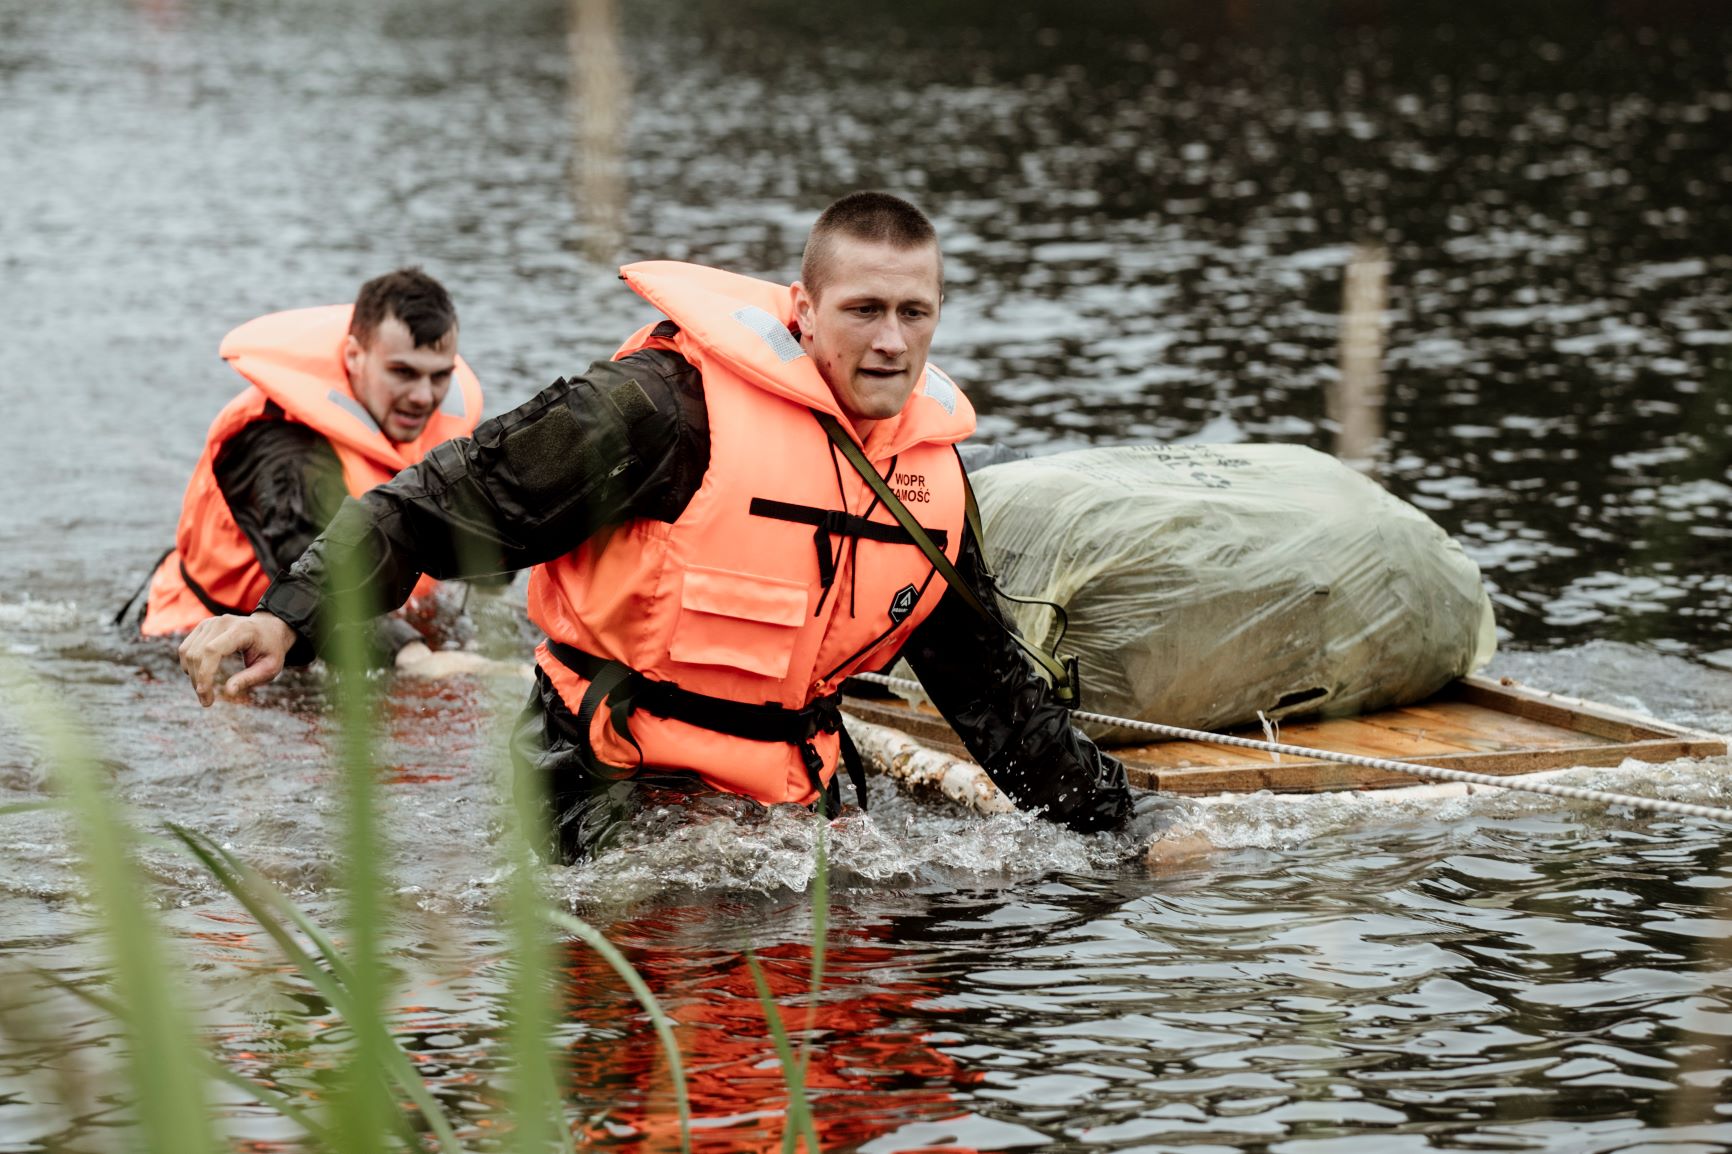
[800,191,941,301]
[349,267,457,348]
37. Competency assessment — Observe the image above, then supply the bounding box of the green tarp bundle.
[936,444,1496,744]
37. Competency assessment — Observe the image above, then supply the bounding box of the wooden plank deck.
[841,674,1728,797]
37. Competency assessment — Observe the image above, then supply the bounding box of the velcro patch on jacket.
[503,402,602,496]
[733,306,806,364]
[607,378,658,428]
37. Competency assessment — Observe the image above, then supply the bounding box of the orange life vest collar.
[618,261,974,458]
[219,304,482,477]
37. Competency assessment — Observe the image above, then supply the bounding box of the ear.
[790,281,816,334]
[341,333,364,380]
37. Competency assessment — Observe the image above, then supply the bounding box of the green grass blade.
[507,880,564,1154]
[204,836,359,989]
[746,949,820,1154]
[167,826,347,1001]
[809,822,828,1005]
[0,661,222,1154]
[203,1052,340,1148]
[198,835,465,1146]
[504,813,565,1153]
[167,825,465,1154]
[325,564,393,1154]
[545,909,692,1153]
[37,970,340,1149]
[504,845,557,1154]
[784,813,830,1154]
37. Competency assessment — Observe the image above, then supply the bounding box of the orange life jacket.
[528,261,975,806]
[140,305,484,636]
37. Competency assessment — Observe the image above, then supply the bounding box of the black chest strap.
[179,559,253,620]
[749,497,948,600]
[545,639,867,813]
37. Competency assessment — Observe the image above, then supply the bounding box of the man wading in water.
[180,192,1131,860]
[137,268,494,674]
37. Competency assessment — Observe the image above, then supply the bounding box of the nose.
[405,376,435,409]
[871,315,908,359]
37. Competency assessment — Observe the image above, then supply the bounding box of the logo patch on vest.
[888,583,919,625]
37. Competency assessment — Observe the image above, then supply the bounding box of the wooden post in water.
[569,0,626,264]
[1331,243,1390,476]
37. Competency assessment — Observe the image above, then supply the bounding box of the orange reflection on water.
[559,920,984,1153]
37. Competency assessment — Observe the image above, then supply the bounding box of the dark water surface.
[3,1,1731,1150]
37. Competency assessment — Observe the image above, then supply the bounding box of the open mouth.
[860,367,904,379]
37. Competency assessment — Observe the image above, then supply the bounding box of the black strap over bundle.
[545,639,868,814]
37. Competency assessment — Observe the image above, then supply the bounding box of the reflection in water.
[569,0,627,265]
[1331,243,1389,472]
[559,905,982,1152]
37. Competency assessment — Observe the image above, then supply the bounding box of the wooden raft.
[841,674,1728,797]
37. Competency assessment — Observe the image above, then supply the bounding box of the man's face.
[343,315,457,444]
[792,237,942,429]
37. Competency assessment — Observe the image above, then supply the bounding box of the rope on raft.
[848,672,1732,826]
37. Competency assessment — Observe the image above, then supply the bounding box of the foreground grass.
[0,609,828,1150]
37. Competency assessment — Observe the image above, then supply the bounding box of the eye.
[432,372,452,387]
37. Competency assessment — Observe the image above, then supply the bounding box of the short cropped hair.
[800,191,941,301]
[349,267,457,348]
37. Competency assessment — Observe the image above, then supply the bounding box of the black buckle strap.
[547,639,868,810]
[750,497,948,595]
[815,510,845,588]
[571,659,643,782]
[114,546,174,629]
[179,558,252,620]
[750,498,949,550]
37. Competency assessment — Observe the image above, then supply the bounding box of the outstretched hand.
[179,611,297,707]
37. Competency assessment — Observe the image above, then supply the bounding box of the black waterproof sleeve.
[261,348,708,663]
[212,417,350,578]
[899,522,1132,833]
[212,416,420,657]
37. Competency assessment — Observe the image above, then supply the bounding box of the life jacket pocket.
[667,565,810,679]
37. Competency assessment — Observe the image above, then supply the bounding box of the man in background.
[139,268,488,669]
